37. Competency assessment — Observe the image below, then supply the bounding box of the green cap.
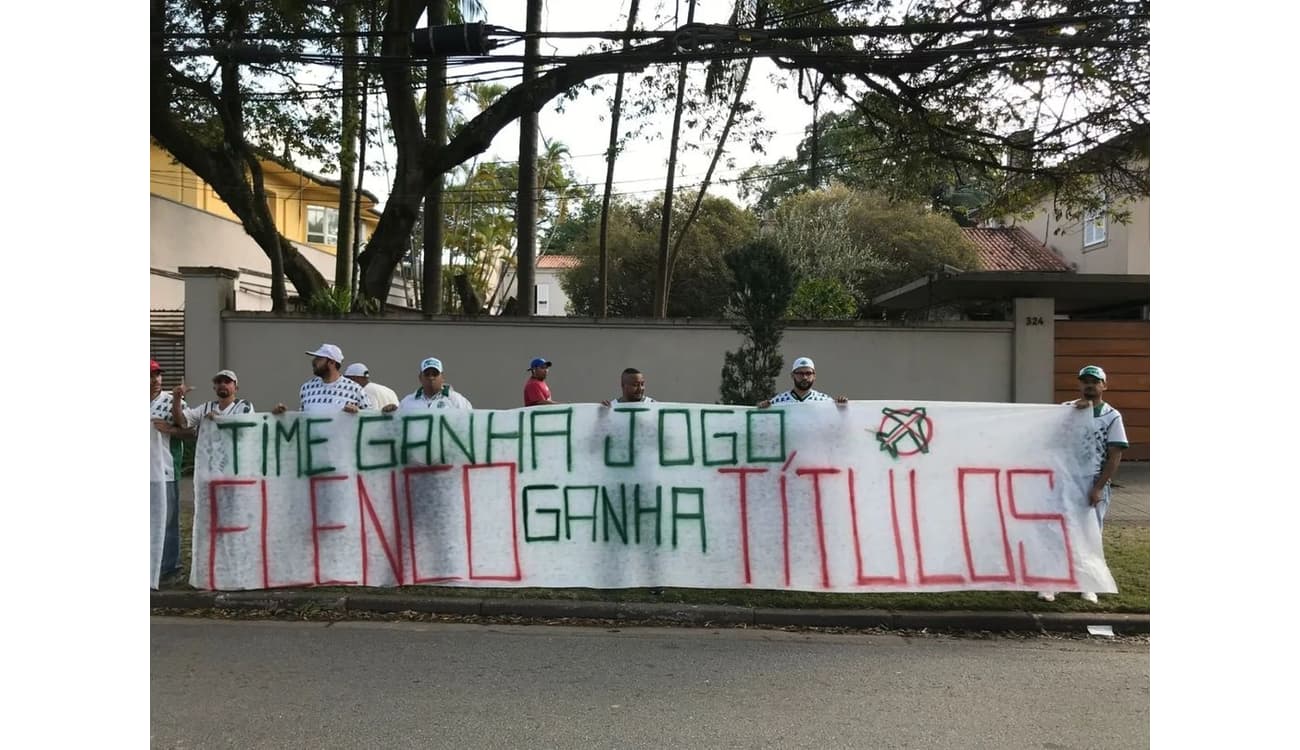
[1078,365,1107,381]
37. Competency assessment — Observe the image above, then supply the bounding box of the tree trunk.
[149,0,326,309]
[357,19,671,302]
[335,0,359,294]
[424,0,449,315]
[653,0,698,319]
[665,1,765,299]
[514,0,543,316]
[598,0,640,319]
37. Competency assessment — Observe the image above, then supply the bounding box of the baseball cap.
[1078,365,1107,382]
[305,343,344,364]
[343,363,370,377]
[528,357,553,370]
[791,357,816,372]
[420,357,444,373]
[212,369,238,383]
[150,360,163,373]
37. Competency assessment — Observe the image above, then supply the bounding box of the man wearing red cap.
[150,360,189,586]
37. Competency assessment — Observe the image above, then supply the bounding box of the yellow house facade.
[150,141,382,253]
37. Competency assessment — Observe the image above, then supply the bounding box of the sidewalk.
[1107,461,1150,525]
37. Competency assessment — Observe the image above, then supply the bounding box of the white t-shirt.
[178,398,256,429]
[1064,400,1129,479]
[149,391,186,482]
[398,385,473,410]
[299,376,373,412]
[363,382,401,411]
[611,396,657,404]
[769,389,835,405]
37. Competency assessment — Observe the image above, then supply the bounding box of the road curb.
[151,590,1148,634]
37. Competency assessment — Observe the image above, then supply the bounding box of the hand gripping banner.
[189,402,1115,594]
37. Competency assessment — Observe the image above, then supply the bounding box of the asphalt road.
[151,618,1148,749]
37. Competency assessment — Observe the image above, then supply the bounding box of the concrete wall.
[205,313,1015,412]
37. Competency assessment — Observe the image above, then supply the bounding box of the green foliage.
[787,278,857,320]
[304,285,379,316]
[740,106,999,224]
[557,194,758,318]
[767,185,979,311]
[719,239,797,405]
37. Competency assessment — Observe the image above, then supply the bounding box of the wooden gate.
[1054,321,1149,461]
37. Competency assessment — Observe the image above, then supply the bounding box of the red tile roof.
[537,254,583,270]
[962,227,1071,272]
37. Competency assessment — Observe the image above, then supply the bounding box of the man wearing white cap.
[392,356,473,411]
[1039,363,1129,604]
[271,343,373,414]
[171,369,255,431]
[757,357,848,408]
[343,362,400,411]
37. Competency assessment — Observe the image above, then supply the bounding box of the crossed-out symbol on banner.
[875,406,934,459]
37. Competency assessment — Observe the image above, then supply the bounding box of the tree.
[740,107,997,224]
[766,185,979,311]
[787,278,857,320]
[154,1,1147,309]
[151,0,339,311]
[719,238,797,405]
[558,194,758,318]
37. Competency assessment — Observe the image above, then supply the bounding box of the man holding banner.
[602,367,656,406]
[757,357,848,408]
[390,357,473,411]
[271,343,372,415]
[171,369,254,431]
[1040,363,1129,603]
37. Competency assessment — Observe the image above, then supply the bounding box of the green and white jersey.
[1064,400,1129,479]
[399,384,473,410]
[179,398,255,429]
[770,389,834,405]
[300,376,373,412]
[150,391,186,482]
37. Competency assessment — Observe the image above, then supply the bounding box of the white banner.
[150,482,167,589]
[189,402,1115,594]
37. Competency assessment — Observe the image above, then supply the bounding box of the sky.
[354,0,827,210]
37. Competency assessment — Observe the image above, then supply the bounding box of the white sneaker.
[1081,592,1099,603]
[1037,592,1056,602]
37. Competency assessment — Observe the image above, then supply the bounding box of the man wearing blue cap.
[393,357,473,410]
[1039,363,1129,604]
[524,357,558,406]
